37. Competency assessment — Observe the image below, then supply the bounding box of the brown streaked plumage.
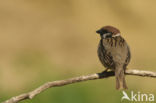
[96,25,131,90]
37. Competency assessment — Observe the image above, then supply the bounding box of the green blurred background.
[1,0,156,103]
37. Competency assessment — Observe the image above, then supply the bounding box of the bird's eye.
[102,30,108,33]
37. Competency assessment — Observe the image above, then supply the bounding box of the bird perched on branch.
[96,26,131,90]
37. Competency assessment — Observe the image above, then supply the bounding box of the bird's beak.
[96,30,101,34]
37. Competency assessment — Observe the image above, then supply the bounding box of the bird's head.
[96,26,121,39]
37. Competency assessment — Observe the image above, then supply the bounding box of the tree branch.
[2,69,156,103]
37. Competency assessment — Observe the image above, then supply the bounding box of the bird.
[96,25,131,90]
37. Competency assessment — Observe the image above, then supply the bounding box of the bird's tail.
[115,67,128,90]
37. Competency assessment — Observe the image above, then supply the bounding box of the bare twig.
[2,69,156,103]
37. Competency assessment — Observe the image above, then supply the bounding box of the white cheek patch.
[102,33,111,38]
[112,33,120,37]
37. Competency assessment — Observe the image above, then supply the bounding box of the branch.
[2,69,156,103]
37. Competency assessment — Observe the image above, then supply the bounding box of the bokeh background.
[1,0,156,103]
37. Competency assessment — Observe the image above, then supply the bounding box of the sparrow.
[96,25,131,90]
